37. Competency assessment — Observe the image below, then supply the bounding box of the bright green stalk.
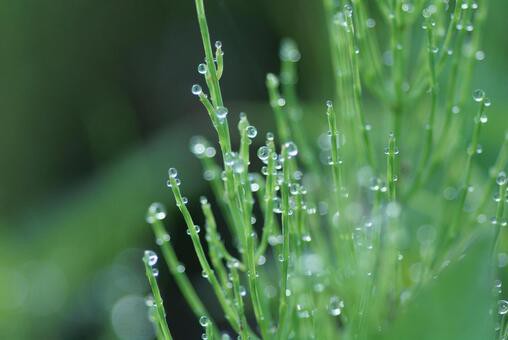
[389,0,404,139]
[492,172,507,255]
[230,264,250,340]
[475,132,508,215]
[167,172,241,332]
[194,0,223,108]
[201,198,236,293]
[237,117,271,339]
[344,9,376,169]
[404,18,438,199]
[277,144,293,338]
[448,99,487,240]
[386,132,398,202]
[256,139,277,260]
[326,101,344,205]
[143,253,173,340]
[149,219,210,318]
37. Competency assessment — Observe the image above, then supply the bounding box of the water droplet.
[344,4,353,17]
[498,172,507,186]
[156,233,171,245]
[476,144,483,154]
[198,63,208,75]
[257,146,270,162]
[328,296,343,316]
[192,84,203,96]
[280,39,301,62]
[239,286,247,297]
[284,141,298,157]
[216,106,229,119]
[168,168,178,178]
[472,89,485,102]
[302,234,312,242]
[201,270,209,279]
[499,300,508,315]
[176,264,186,273]
[144,250,158,266]
[257,255,266,266]
[475,50,485,61]
[278,254,284,262]
[484,97,492,107]
[215,41,222,49]
[273,197,282,214]
[480,114,488,124]
[146,202,167,223]
[366,18,376,28]
[199,315,209,327]
[246,125,257,138]
[452,105,460,114]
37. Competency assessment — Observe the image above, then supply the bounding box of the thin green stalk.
[326,101,344,205]
[404,17,438,199]
[230,264,250,340]
[147,208,220,336]
[167,171,241,332]
[344,9,376,169]
[448,99,487,240]
[389,0,404,139]
[475,132,508,215]
[386,132,398,202]
[143,252,173,340]
[256,139,277,260]
[492,172,507,255]
[277,144,293,338]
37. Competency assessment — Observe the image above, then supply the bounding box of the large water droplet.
[257,146,270,162]
[328,296,344,316]
[146,202,167,224]
[499,300,508,315]
[497,172,507,186]
[199,315,209,327]
[144,250,158,266]
[472,89,485,102]
[284,141,298,157]
[192,84,203,96]
[197,63,208,75]
[246,125,257,138]
[216,106,228,120]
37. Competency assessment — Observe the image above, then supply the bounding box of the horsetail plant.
[141,0,508,339]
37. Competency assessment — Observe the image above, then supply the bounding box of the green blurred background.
[0,0,506,339]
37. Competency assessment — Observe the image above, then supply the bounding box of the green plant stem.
[475,132,508,215]
[448,101,486,240]
[345,12,376,169]
[387,133,398,202]
[277,146,292,338]
[404,20,438,200]
[256,140,277,260]
[168,175,241,332]
[149,219,219,335]
[143,257,173,340]
[326,101,344,206]
[492,177,507,255]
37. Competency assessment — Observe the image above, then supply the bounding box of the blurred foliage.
[0,0,506,339]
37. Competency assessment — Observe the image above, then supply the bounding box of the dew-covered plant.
[142,0,508,339]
